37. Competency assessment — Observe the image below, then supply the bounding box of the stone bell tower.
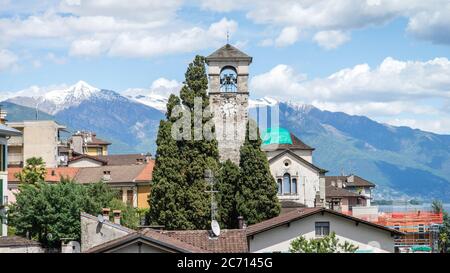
[206,44,252,164]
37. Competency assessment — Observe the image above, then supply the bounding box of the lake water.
[377,203,450,213]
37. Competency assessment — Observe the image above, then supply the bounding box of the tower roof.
[206,44,252,63]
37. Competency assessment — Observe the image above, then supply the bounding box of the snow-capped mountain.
[122,88,168,111]
[5,81,121,115]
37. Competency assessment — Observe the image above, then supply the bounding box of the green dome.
[261,127,293,146]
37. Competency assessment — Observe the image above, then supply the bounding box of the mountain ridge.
[2,82,450,201]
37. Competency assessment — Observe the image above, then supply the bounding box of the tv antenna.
[205,169,220,237]
[97,214,105,224]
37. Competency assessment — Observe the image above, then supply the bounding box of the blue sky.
[1,0,450,134]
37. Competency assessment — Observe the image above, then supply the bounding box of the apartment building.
[0,109,22,237]
[6,120,67,168]
[69,131,110,157]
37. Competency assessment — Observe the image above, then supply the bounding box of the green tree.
[236,120,280,225]
[432,200,443,213]
[15,157,47,184]
[216,160,240,228]
[289,232,359,253]
[148,95,191,229]
[433,200,450,253]
[178,55,219,230]
[108,199,140,230]
[148,56,219,230]
[8,179,117,248]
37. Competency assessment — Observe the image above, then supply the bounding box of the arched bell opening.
[219,66,238,92]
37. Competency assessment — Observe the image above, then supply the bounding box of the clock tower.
[206,44,252,164]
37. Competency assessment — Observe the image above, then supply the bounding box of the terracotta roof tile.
[0,236,41,247]
[8,167,80,183]
[135,160,154,181]
[325,175,375,187]
[86,229,209,253]
[68,154,108,165]
[160,229,248,253]
[325,186,366,198]
[206,44,252,62]
[246,207,404,236]
[96,154,150,166]
[73,164,150,184]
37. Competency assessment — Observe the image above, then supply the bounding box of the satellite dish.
[97,214,105,223]
[211,220,221,237]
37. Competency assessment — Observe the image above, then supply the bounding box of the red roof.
[135,160,155,181]
[246,207,404,236]
[8,167,80,183]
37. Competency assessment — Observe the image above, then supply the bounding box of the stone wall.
[80,212,133,252]
[209,92,248,164]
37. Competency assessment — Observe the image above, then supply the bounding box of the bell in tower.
[206,44,253,164]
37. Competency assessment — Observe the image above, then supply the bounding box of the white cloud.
[150,78,182,96]
[46,53,67,64]
[59,0,183,22]
[122,77,182,98]
[108,18,237,58]
[275,26,299,47]
[251,57,450,133]
[252,57,450,102]
[69,39,105,57]
[0,49,17,72]
[0,0,238,58]
[313,30,350,50]
[199,0,450,47]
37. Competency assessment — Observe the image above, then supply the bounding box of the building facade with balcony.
[6,120,67,168]
[0,123,22,237]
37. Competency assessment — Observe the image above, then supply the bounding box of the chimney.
[347,175,354,183]
[113,210,121,225]
[337,179,343,188]
[102,170,111,181]
[102,208,110,221]
[238,216,245,229]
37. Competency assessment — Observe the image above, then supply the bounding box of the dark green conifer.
[237,120,281,225]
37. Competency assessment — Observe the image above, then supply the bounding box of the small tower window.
[220,66,237,92]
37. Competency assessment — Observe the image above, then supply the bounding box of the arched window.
[279,173,298,195]
[283,173,291,195]
[292,178,297,194]
[277,179,282,195]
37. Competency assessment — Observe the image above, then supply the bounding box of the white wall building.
[262,128,326,208]
[246,207,403,253]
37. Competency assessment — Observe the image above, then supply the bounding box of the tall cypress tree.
[179,55,219,230]
[216,160,240,229]
[148,95,190,229]
[237,120,281,225]
[148,56,219,230]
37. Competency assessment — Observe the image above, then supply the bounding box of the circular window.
[283,159,291,167]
